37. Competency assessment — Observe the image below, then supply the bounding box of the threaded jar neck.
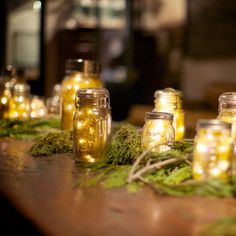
[197,119,231,131]
[218,92,236,113]
[75,88,110,108]
[145,112,173,121]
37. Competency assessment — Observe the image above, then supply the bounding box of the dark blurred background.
[1,0,236,126]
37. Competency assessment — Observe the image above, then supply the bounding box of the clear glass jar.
[142,112,175,153]
[0,65,17,119]
[193,119,233,181]
[153,88,185,141]
[8,82,31,120]
[217,92,236,141]
[61,59,103,130]
[73,88,111,163]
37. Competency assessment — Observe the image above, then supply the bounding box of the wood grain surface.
[0,138,236,236]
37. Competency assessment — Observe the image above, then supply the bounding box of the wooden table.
[0,138,236,236]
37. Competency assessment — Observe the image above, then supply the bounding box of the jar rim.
[197,119,231,130]
[76,88,109,97]
[154,88,183,98]
[219,92,236,102]
[145,112,173,121]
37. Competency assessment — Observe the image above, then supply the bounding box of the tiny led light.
[1,97,7,104]
[196,143,208,153]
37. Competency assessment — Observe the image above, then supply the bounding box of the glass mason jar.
[217,92,236,141]
[73,88,111,163]
[8,82,31,120]
[193,119,233,181]
[0,65,17,119]
[61,59,103,130]
[153,88,185,141]
[142,112,175,153]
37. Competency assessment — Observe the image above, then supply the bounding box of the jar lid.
[154,87,183,98]
[65,59,101,75]
[197,119,231,130]
[145,112,173,121]
[219,92,236,103]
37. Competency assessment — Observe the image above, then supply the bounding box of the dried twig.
[129,142,174,174]
[127,139,193,184]
[128,156,190,183]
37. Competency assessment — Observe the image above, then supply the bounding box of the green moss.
[102,166,131,188]
[163,166,192,184]
[0,118,60,139]
[126,182,142,193]
[103,124,142,165]
[30,131,73,156]
[153,179,234,197]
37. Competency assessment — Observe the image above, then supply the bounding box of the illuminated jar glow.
[73,88,111,163]
[193,119,233,181]
[154,88,185,141]
[0,65,17,119]
[30,96,47,118]
[8,82,31,120]
[46,84,61,115]
[142,112,175,153]
[217,92,236,141]
[0,81,11,119]
[61,59,103,130]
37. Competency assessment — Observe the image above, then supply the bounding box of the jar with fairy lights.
[8,81,31,120]
[73,88,111,163]
[0,65,17,119]
[193,119,233,181]
[61,59,103,130]
[217,92,236,141]
[153,88,185,141]
[142,112,175,153]
[30,96,47,118]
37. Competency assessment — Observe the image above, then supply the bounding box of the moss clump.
[30,131,73,156]
[103,124,142,165]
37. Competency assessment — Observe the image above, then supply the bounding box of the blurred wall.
[182,0,236,107]
[0,1,7,67]
[182,59,236,102]
[6,1,40,67]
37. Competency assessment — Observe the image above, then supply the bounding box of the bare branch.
[128,156,190,183]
